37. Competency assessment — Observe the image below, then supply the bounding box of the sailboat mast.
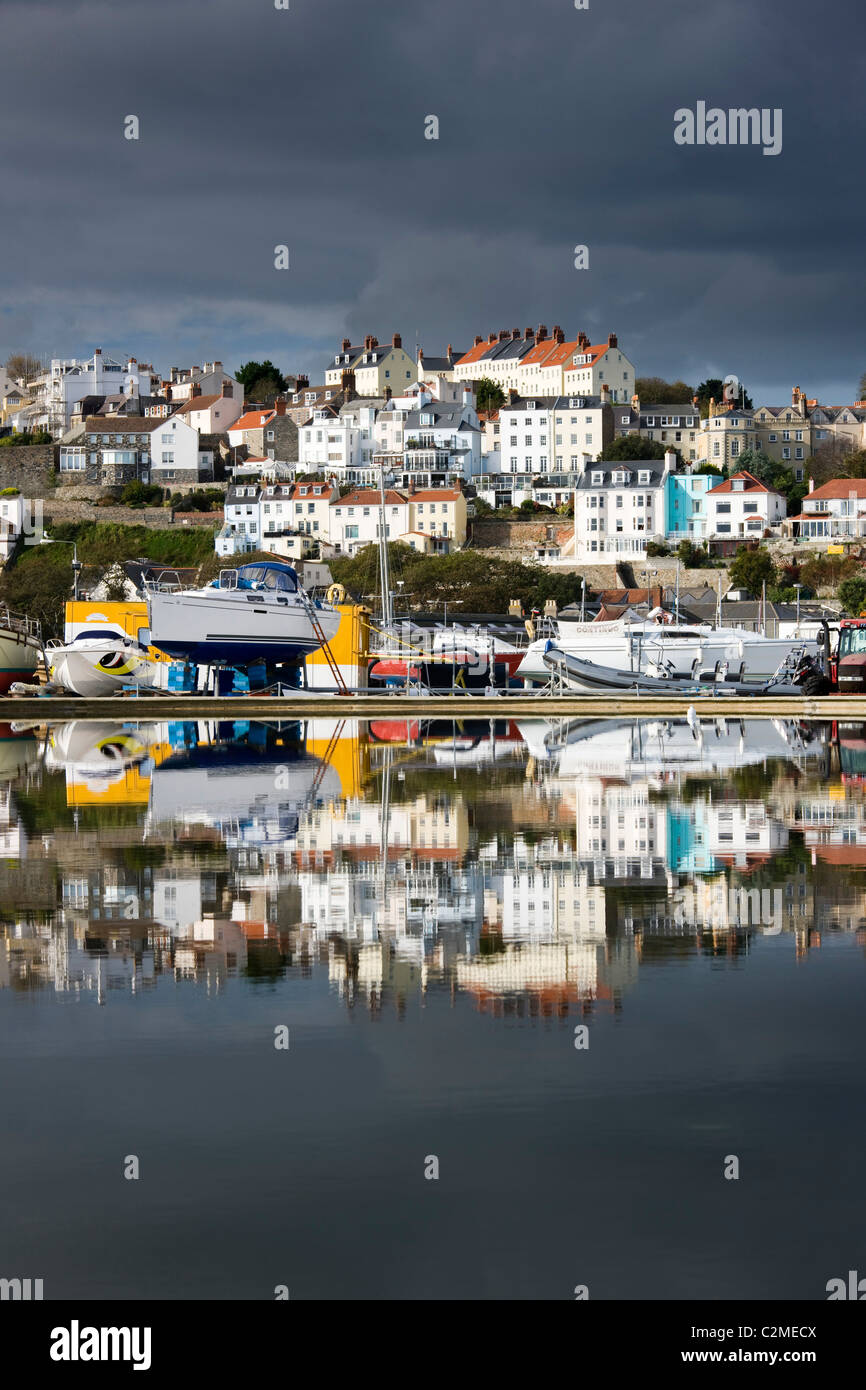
[378,464,393,628]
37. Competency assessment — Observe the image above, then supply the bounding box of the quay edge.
[2,694,866,722]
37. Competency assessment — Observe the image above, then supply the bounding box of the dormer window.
[638,470,650,484]
[732,479,745,491]
[591,471,603,485]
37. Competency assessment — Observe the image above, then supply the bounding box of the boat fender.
[327,583,347,605]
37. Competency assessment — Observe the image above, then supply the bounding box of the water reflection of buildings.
[1,714,865,1012]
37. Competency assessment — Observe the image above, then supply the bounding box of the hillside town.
[3,330,866,626]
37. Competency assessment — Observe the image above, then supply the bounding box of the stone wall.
[0,445,57,494]
[469,517,573,549]
[40,500,220,529]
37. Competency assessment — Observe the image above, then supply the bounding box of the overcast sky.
[0,0,863,403]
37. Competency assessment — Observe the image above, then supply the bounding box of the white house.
[562,333,635,403]
[148,414,208,483]
[173,382,243,433]
[45,349,158,435]
[329,487,410,555]
[218,483,262,555]
[298,405,365,473]
[573,454,674,562]
[260,480,336,544]
[785,478,866,542]
[704,470,786,539]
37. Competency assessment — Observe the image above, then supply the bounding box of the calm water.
[0,712,864,1300]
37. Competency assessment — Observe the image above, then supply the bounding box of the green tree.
[728,546,777,595]
[695,378,753,417]
[0,543,75,637]
[330,543,585,614]
[597,435,667,462]
[634,377,694,404]
[235,360,287,404]
[676,539,712,568]
[0,429,52,446]
[4,352,42,383]
[838,574,866,615]
[694,462,724,476]
[475,377,506,415]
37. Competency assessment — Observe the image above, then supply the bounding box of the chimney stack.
[808,476,814,494]
[392,332,402,349]
[537,324,548,341]
[553,326,565,344]
[221,381,233,398]
[488,332,497,343]
[508,389,519,404]
[474,335,483,347]
[524,327,534,340]
[274,396,286,416]
[664,449,677,474]
[608,332,618,348]
[384,386,392,401]
[342,338,351,353]
[511,327,520,339]
[190,382,202,398]
[364,334,374,351]
[499,329,509,341]
[296,374,309,390]
[341,369,356,400]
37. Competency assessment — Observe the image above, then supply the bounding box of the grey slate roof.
[576,462,666,490]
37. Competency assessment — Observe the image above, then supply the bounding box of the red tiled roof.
[564,343,610,371]
[230,409,275,431]
[175,394,221,413]
[707,470,781,496]
[455,340,498,367]
[805,479,866,500]
[332,488,407,506]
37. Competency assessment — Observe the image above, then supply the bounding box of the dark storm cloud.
[0,0,863,399]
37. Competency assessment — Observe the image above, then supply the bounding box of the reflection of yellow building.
[304,719,370,799]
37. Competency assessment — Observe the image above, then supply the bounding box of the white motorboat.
[46,632,162,696]
[516,616,818,684]
[518,715,824,779]
[146,561,340,667]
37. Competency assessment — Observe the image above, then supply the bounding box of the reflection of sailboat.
[518,716,823,778]
[147,736,341,841]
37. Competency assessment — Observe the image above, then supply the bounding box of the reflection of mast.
[379,744,392,922]
[378,463,393,629]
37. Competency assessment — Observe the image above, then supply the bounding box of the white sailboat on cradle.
[145,561,340,667]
